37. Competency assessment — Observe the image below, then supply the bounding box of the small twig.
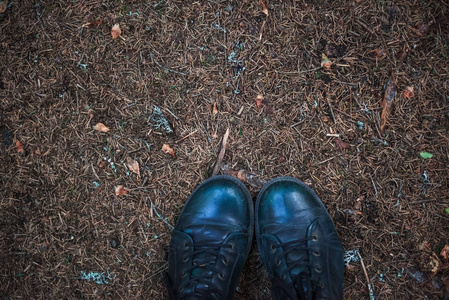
[410,199,437,204]
[326,97,336,123]
[369,174,378,198]
[175,130,197,143]
[211,128,230,177]
[148,197,174,230]
[150,52,186,76]
[357,252,375,300]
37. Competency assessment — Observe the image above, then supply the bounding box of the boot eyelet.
[182,256,189,263]
[222,258,229,265]
[218,272,225,280]
[315,265,323,273]
[183,242,189,250]
[319,281,325,288]
[312,235,318,241]
[313,250,321,256]
[270,244,276,253]
[280,274,286,280]
[228,243,235,251]
[181,272,187,279]
[276,259,281,266]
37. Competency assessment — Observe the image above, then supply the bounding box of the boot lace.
[175,241,233,300]
[271,237,325,300]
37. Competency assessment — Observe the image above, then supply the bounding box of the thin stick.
[211,128,230,176]
[369,174,378,198]
[357,252,375,300]
[150,52,187,76]
[175,130,197,143]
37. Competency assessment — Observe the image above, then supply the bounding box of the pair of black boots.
[165,176,344,300]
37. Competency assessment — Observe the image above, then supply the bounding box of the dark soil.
[1,0,449,299]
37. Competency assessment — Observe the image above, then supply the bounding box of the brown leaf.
[16,140,25,156]
[440,245,449,260]
[162,144,175,157]
[259,0,268,16]
[93,123,110,132]
[126,157,140,176]
[324,43,337,58]
[115,185,127,196]
[0,1,7,13]
[335,138,350,150]
[380,74,396,134]
[111,24,121,40]
[401,86,414,98]
[255,94,264,108]
[374,49,383,58]
[212,102,218,116]
[321,53,332,70]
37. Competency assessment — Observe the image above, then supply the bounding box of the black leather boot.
[165,175,254,300]
[256,177,344,300]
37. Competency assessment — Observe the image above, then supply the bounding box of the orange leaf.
[255,94,264,108]
[93,123,110,132]
[212,102,218,116]
[111,24,121,40]
[115,185,127,196]
[162,144,175,157]
[0,1,7,13]
[259,0,269,16]
[321,53,332,70]
[380,74,396,134]
[441,245,449,260]
[401,86,414,98]
[126,157,140,176]
[16,140,25,156]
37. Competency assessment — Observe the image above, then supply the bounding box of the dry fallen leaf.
[260,0,269,16]
[321,53,332,70]
[115,185,127,196]
[0,1,7,13]
[335,138,350,150]
[374,49,383,58]
[401,86,414,98]
[111,24,121,40]
[16,140,25,156]
[212,102,218,116]
[93,123,110,132]
[126,157,140,176]
[380,74,396,134]
[440,245,449,260]
[162,144,175,157]
[256,94,264,108]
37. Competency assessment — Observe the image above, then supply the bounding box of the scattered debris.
[440,245,449,260]
[380,73,396,134]
[357,121,364,130]
[358,251,375,300]
[221,168,267,190]
[92,181,100,188]
[126,158,140,176]
[335,137,350,150]
[111,24,121,39]
[344,248,360,268]
[321,53,332,70]
[110,238,119,249]
[421,170,429,194]
[402,86,414,98]
[0,1,7,14]
[256,94,264,108]
[16,140,25,156]
[260,0,268,16]
[115,185,127,196]
[372,138,387,146]
[93,123,110,132]
[374,49,384,58]
[360,101,372,114]
[420,152,433,159]
[212,102,218,116]
[148,106,173,134]
[211,128,230,176]
[162,144,175,157]
[79,270,116,284]
[407,268,425,284]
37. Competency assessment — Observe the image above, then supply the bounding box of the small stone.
[110,238,119,249]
